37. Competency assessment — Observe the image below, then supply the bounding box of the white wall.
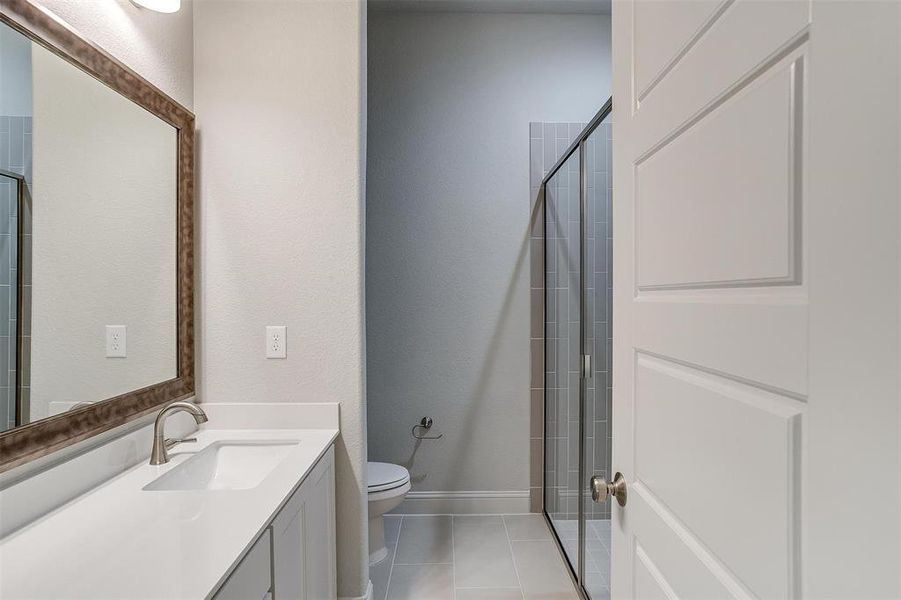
[367,12,610,494]
[30,42,177,420]
[193,2,368,598]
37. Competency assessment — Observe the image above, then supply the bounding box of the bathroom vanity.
[213,436,337,600]
[0,404,339,599]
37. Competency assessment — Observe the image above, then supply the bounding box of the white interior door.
[610,1,900,598]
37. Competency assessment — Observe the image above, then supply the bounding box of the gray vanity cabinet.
[213,446,336,600]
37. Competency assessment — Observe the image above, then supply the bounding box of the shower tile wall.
[583,122,612,521]
[530,122,583,512]
[0,115,32,431]
[529,121,612,520]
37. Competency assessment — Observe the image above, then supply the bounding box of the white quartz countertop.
[0,426,339,599]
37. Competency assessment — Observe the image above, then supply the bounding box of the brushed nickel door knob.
[590,472,627,507]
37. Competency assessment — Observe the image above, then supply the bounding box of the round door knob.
[590,472,627,507]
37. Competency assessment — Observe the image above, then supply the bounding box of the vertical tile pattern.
[530,121,613,596]
[529,122,587,515]
[582,122,613,521]
[0,115,32,432]
[531,122,589,524]
[375,513,579,599]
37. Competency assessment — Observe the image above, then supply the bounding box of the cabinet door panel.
[302,452,336,600]
[272,446,336,600]
[214,529,272,600]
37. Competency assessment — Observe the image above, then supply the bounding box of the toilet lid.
[368,462,410,493]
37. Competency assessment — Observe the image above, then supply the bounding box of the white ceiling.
[369,0,612,15]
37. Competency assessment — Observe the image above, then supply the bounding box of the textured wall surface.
[30,42,177,421]
[367,11,610,497]
[193,2,369,597]
[33,0,194,110]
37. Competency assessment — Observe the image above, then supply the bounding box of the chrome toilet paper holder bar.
[411,416,443,440]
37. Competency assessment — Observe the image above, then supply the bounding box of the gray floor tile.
[453,516,519,588]
[511,540,578,598]
[504,514,551,541]
[372,517,401,600]
[394,515,453,565]
[551,517,578,540]
[522,593,580,600]
[456,588,523,599]
[386,564,454,600]
[371,558,392,600]
[584,570,610,600]
[381,514,580,600]
[384,515,403,546]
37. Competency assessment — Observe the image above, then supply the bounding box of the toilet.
[367,461,411,565]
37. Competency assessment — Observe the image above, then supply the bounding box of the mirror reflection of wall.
[0,21,178,433]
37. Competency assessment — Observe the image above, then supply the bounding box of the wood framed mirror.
[0,0,194,472]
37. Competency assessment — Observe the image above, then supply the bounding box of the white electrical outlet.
[106,325,127,358]
[266,326,287,359]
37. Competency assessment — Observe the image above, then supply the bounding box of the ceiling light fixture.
[131,0,180,13]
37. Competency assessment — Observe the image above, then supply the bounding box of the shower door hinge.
[581,354,592,379]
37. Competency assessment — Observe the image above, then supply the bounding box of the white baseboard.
[339,580,373,600]
[390,490,530,515]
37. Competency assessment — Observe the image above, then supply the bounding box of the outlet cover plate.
[266,326,287,359]
[106,325,127,358]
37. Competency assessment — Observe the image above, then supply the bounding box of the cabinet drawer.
[214,528,272,600]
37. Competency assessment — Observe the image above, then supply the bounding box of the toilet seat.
[368,462,410,493]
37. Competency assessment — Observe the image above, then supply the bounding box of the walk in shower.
[542,98,612,600]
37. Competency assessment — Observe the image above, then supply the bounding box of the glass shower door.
[544,149,582,572]
[581,118,612,600]
[542,101,612,600]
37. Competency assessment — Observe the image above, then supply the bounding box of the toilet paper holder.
[411,416,443,440]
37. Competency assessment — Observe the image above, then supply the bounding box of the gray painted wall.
[367,11,611,493]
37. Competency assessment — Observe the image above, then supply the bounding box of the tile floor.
[552,518,611,599]
[371,514,584,600]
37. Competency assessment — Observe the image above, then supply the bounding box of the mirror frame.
[0,0,195,472]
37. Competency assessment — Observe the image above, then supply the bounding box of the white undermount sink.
[144,440,300,491]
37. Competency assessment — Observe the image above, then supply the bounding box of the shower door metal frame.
[541,96,612,600]
[0,169,28,428]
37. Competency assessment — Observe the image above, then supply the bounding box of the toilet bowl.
[368,461,411,565]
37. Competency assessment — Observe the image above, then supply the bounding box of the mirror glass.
[0,21,177,433]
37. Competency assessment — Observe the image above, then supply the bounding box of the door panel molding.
[635,52,805,292]
[634,543,679,600]
[634,0,810,157]
[633,0,734,107]
[633,352,802,599]
[634,300,809,398]
[631,482,752,600]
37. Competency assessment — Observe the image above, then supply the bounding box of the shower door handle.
[590,472,627,507]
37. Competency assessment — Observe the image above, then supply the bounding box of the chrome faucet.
[149,401,209,465]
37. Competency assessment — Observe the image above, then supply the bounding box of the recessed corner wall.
[366,10,610,514]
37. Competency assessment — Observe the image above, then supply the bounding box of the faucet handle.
[164,437,197,450]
